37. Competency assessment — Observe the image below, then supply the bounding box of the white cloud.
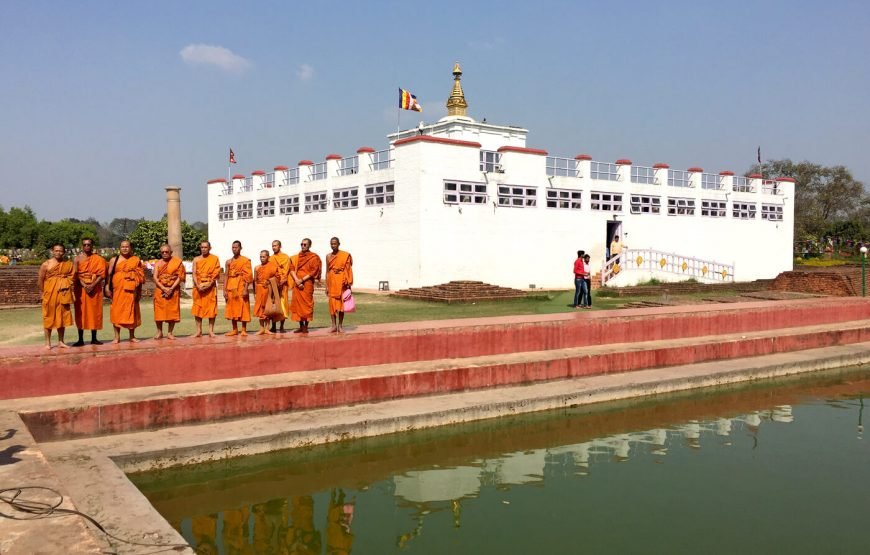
[296,63,314,81]
[180,44,251,73]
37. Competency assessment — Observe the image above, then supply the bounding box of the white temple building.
[206,63,793,290]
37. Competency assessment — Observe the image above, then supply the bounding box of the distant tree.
[190,221,208,235]
[748,160,866,242]
[36,219,98,252]
[127,218,207,260]
[0,206,39,248]
[108,217,142,238]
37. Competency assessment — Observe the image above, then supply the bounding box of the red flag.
[229,148,237,164]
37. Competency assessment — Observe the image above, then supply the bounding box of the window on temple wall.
[667,197,695,216]
[630,195,661,214]
[365,182,395,205]
[590,192,623,211]
[701,200,727,217]
[732,201,757,219]
[218,204,234,221]
[443,181,487,205]
[257,198,275,217]
[497,185,537,207]
[546,188,582,209]
[333,187,359,209]
[311,162,328,181]
[279,195,299,215]
[236,201,253,220]
[480,150,502,173]
[761,204,783,221]
[304,191,328,213]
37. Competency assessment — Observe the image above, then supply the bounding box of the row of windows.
[218,182,395,220]
[219,182,784,221]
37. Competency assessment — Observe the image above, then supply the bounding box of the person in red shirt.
[573,250,587,308]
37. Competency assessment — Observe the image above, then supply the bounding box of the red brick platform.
[2,298,870,440]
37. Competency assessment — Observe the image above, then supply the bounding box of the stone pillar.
[165,186,183,259]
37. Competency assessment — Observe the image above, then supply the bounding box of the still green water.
[132,368,870,554]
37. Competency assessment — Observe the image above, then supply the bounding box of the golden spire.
[446,62,468,117]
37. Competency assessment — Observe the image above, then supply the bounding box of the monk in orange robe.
[107,240,145,343]
[290,238,322,334]
[153,244,186,340]
[269,239,291,333]
[254,249,279,335]
[72,237,106,346]
[325,237,354,333]
[223,240,252,336]
[39,244,76,349]
[192,241,221,338]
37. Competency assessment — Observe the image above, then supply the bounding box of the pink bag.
[342,288,356,313]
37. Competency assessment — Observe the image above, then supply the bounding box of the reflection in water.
[137,371,869,555]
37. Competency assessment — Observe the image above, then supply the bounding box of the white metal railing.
[668,170,691,188]
[240,178,253,192]
[280,168,300,186]
[370,149,393,171]
[220,183,233,196]
[546,156,581,177]
[311,162,328,181]
[733,176,753,193]
[762,180,782,195]
[338,156,359,176]
[601,248,734,286]
[590,161,619,181]
[631,166,658,185]
[700,173,720,190]
[263,173,275,188]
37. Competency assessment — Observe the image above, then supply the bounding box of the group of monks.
[38,236,354,349]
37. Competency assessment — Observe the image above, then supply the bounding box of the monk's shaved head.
[260,250,269,257]
[232,240,242,247]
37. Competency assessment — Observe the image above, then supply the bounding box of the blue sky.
[2,0,868,223]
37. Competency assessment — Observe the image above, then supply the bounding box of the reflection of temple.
[182,491,353,554]
[175,405,801,553]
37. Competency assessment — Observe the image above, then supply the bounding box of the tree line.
[750,159,866,245]
[0,206,207,260]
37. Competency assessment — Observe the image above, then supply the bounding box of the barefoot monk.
[107,240,145,344]
[192,241,220,338]
[39,244,76,349]
[253,250,278,335]
[290,238,322,334]
[223,240,252,336]
[325,237,353,333]
[153,244,185,340]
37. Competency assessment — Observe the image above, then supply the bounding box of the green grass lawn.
[0,289,720,347]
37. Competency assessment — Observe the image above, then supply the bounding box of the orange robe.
[192,254,220,319]
[42,260,75,329]
[269,252,292,321]
[326,251,354,316]
[153,256,185,323]
[74,254,106,330]
[254,261,278,319]
[290,251,322,322]
[224,255,252,322]
[109,255,144,329]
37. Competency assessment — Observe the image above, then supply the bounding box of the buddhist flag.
[757,146,761,164]
[399,88,422,112]
[229,148,237,164]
